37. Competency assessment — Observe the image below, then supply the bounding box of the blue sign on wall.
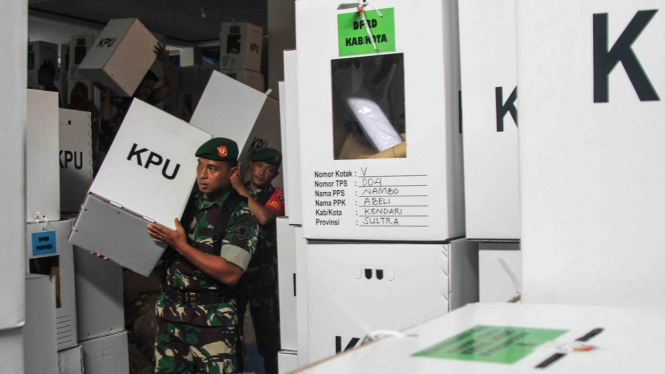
[32,231,57,256]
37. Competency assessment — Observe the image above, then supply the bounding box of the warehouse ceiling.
[29,0,267,44]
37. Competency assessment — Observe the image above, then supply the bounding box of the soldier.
[147,138,259,374]
[229,148,285,374]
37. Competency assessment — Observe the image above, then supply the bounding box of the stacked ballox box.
[275,1,479,372]
[458,0,522,303]
[27,40,58,89]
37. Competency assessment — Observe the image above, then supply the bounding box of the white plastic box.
[518,0,665,309]
[28,40,58,72]
[221,69,265,92]
[219,23,263,72]
[298,303,665,373]
[69,100,212,276]
[176,90,204,122]
[305,239,478,364]
[238,96,283,189]
[68,34,96,80]
[277,218,297,351]
[57,345,84,374]
[27,219,78,351]
[78,18,158,97]
[190,71,268,144]
[0,328,23,374]
[73,246,124,342]
[278,82,290,217]
[24,274,58,374]
[80,330,129,374]
[459,0,520,240]
[294,227,308,366]
[296,0,464,241]
[479,243,521,303]
[278,350,298,374]
[59,109,93,213]
[27,89,61,223]
[283,51,302,225]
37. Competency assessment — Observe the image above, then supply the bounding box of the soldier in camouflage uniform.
[148,138,259,374]
[230,148,285,374]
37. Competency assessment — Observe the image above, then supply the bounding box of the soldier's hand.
[89,251,109,260]
[148,219,187,251]
[230,163,246,193]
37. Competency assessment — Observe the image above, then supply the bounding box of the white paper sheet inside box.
[58,345,83,374]
[190,71,268,148]
[296,0,464,241]
[78,18,158,97]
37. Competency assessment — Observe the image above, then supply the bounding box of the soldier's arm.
[230,169,281,225]
[148,219,244,285]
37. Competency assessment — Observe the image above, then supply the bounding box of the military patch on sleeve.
[231,224,250,248]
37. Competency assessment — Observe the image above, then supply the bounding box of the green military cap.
[250,147,282,166]
[195,137,239,161]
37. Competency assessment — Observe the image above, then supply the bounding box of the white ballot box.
[78,18,158,97]
[296,303,665,373]
[24,274,58,374]
[69,100,212,276]
[460,0,520,240]
[80,330,129,374]
[283,51,302,225]
[68,34,96,80]
[518,0,665,309]
[57,345,83,374]
[190,71,268,146]
[305,239,478,364]
[219,22,263,72]
[27,89,61,223]
[277,218,297,351]
[296,0,464,241]
[479,243,521,303]
[59,109,94,213]
[27,219,78,351]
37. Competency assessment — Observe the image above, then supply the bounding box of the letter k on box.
[69,100,212,276]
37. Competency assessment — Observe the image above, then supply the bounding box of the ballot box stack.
[276,1,480,369]
[219,22,264,90]
[27,40,58,89]
[458,0,523,303]
[517,0,665,309]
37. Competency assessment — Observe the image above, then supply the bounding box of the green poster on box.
[337,8,395,57]
[412,325,568,365]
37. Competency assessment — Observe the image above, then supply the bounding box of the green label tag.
[338,8,395,57]
[412,325,568,365]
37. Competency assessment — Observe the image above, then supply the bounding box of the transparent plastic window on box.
[331,53,406,160]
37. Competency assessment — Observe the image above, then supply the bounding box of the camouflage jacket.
[155,189,259,327]
[237,183,284,290]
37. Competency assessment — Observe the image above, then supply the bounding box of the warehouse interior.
[2,1,665,373]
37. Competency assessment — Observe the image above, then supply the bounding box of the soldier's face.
[249,161,279,189]
[197,158,236,199]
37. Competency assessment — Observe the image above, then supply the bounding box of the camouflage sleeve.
[220,204,259,271]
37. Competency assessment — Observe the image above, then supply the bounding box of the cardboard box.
[27,89,61,223]
[459,0,520,240]
[24,274,58,374]
[219,23,263,72]
[68,34,95,80]
[297,303,665,373]
[190,71,268,144]
[0,328,23,374]
[69,100,212,276]
[78,19,158,97]
[221,69,265,92]
[278,350,298,374]
[294,227,308,366]
[27,219,79,351]
[81,330,129,374]
[238,96,283,189]
[58,345,83,374]
[296,0,464,241]
[277,218,297,351]
[28,40,58,72]
[479,243,521,303]
[305,239,478,363]
[60,109,93,213]
[518,1,665,309]
[283,51,302,225]
[74,246,124,342]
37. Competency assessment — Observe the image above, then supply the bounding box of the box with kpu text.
[69,100,212,276]
[305,239,478,364]
[78,19,158,97]
[460,0,520,240]
[219,23,263,72]
[296,0,464,241]
[59,109,93,213]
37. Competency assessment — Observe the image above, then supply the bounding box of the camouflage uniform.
[155,190,259,374]
[235,183,285,374]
